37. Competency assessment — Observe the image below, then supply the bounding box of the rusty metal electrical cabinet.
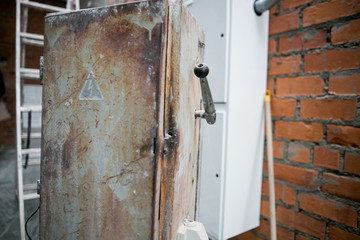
[40,0,207,239]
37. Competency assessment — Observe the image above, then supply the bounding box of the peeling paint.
[64,98,73,107]
[158,2,204,239]
[41,1,204,239]
[109,184,129,201]
[41,2,164,239]
[124,14,163,41]
[45,25,66,48]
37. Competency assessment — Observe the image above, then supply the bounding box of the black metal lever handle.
[194,63,216,125]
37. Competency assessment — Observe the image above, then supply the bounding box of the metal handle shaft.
[194,63,216,125]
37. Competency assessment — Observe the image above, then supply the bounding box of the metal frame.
[15,1,78,239]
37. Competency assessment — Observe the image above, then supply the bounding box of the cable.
[25,205,40,240]
[24,111,32,168]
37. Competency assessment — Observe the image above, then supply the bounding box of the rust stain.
[158,1,204,240]
[41,1,204,239]
[41,1,165,239]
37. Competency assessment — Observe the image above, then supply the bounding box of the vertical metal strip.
[66,0,71,10]
[152,1,170,238]
[15,1,25,239]
[75,0,80,10]
[20,2,28,105]
[159,2,176,238]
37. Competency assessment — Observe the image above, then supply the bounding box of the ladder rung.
[21,132,41,139]
[20,68,40,79]
[22,158,41,166]
[21,148,41,155]
[20,104,42,112]
[20,32,44,41]
[23,183,37,191]
[23,192,39,200]
[22,38,44,47]
[20,0,68,12]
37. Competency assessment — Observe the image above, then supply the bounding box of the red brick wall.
[233,0,360,239]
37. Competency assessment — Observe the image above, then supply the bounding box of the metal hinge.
[37,179,41,195]
[39,56,43,85]
[163,132,175,155]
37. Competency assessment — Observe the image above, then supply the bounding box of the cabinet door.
[40,2,165,239]
[40,1,204,239]
[157,2,205,239]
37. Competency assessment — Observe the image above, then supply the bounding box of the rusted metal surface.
[158,1,204,239]
[81,0,142,9]
[40,1,165,239]
[41,1,204,239]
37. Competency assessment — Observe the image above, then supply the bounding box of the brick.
[231,231,262,240]
[262,179,296,205]
[268,38,277,54]
[273,140,284,159]
[277,227,295,240]
[283,185,297,206]
[254,219,294,240]
[297,235,311,240]
[269,4,277,16]
[269,11,299,35]
[327,125,360,148]
[263,160,268,174]
[267,78,275,96]
[329,73,360,95]
[322,173,360,201]
[277,206,326,238]
[260,199,270,218]
[300,99,357,121]
[303,0,360,27]
[329,226,360,240]
[274,121,323,142]
[288,143,310,163]
[325,48,360,71]
[274,162,317,188]
[344,152,360,176]
[281,0,313,11]
[332,19,360,45]
[300,194,357,227]
[304,48,360,73]
[262,179,283,202]
[304,52,323,73]
[271,98,296,117]
[276,76,324,97]
[268,55,301,76]
[313,146,340,170]
[279,29,327,53]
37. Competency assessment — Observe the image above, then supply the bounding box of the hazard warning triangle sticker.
[78,71,104,100]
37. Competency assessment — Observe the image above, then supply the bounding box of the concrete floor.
[0,146,39,240]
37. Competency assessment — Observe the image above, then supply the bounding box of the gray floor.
[0,146,39,240]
